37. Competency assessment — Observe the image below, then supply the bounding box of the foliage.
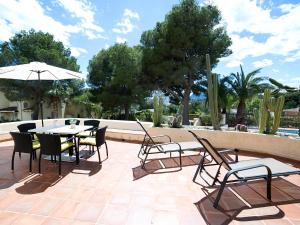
[87,43,149,120]
[257,89,285,134]
[283,91,300,109]
[169,105,183,128]
[72,91,102,118]
[140,0,232,125]
[269,78,296,95]
[152,96,164,127]
[226,65,270,125]
[135,109,152,122]
[0,29,82,119]
[206,54,220,130]
[200,114,212,126]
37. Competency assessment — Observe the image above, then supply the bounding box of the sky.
[0,0,299,88]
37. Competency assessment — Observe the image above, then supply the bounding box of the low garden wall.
[1,119,299,162]
[148,127,300,161]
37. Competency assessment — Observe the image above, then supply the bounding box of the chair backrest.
[37,133,61,155]
[84,119,100,129]
[188,130,231,170]
[17,123,36,132]
[95,126,108,147]
[10,132,33,153]
[65,119,80,125]
[136,119,156,145]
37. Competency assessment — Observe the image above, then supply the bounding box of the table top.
[28,125,93,135]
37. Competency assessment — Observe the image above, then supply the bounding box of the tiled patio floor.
[0,140,300,225]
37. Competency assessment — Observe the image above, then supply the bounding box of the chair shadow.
[15,160,102,194]
[132,154,206,180]
[194,178,300,225]
[0,145,102,194]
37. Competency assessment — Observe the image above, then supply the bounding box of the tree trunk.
[236,100,246,125]
[124,104,130,120]
[182,82,191,125]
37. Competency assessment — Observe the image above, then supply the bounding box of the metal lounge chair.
[136,119,202,169]
[189,130,300,208]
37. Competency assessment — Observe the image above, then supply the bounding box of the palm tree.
[226,65,269,125]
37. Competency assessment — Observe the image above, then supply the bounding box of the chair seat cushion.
[80,137,96,146]
[32,140,40,150]
[231,158,300,179]
[159,141,202,152]
[77,131,93,137]
[61,142,75,151]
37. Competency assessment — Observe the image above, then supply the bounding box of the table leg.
[74,136,79,164]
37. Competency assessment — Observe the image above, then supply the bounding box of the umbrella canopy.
[0,61,84,126]
[0,62,83,80]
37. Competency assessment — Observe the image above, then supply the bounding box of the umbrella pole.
[38,71,44,127]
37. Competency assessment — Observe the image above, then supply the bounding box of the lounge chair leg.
[267,175,272,200]
[142,150,150,169]
[19,152,21,158]
[11,151,15,170]
[29,153,32,172]
[212,164,222,186]
[179,151,182,169]
[193,152,206,182]
[138,136,146,159]
[214,173,230,208]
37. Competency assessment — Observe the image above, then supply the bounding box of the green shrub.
[135,110,152,122]
[200,114,212,126]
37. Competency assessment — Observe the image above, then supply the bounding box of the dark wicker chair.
[10,132,40,172]
[17,123,38,158]
[79,126,108,164]
[77,120,100,138]
[37,133,76,175]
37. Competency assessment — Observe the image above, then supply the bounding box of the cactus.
[206,54,220,130]
[169,105,183,128]
[258,89,285,134]
[152,96,164,127]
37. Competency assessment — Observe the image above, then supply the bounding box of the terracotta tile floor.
[0,140,300,225]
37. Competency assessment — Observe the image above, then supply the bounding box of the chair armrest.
[146,135,172,142]
[219,148,239,162]
[227,164,272,179]
[149,142,182,152]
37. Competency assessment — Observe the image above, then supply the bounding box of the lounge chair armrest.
[227,164,272,179]
[214,164,272,208]
[219,148,239,162]
[149,142,182,152]
[61,136,75,144]
[146,135,172,142]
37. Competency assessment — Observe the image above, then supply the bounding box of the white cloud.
[112,8,139,34]
[124,8,140,20]
[225,59,243,68]
[0,0,105,51]
[55,0,105,39]
[70,47,87,57]
[212,0,300,66]
[116,37,127,44]
[272,69,279,73]
[279,4,297,13]
[104,44,110,49]
[253,59,273,68]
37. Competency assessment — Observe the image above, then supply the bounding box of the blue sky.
[0,0,299,87]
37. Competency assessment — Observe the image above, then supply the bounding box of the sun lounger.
[189,130,300,208]
[136,120,202,169]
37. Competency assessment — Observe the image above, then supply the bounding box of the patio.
[0,139,300,225]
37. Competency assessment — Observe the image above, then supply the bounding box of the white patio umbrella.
[0,62,84,126]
